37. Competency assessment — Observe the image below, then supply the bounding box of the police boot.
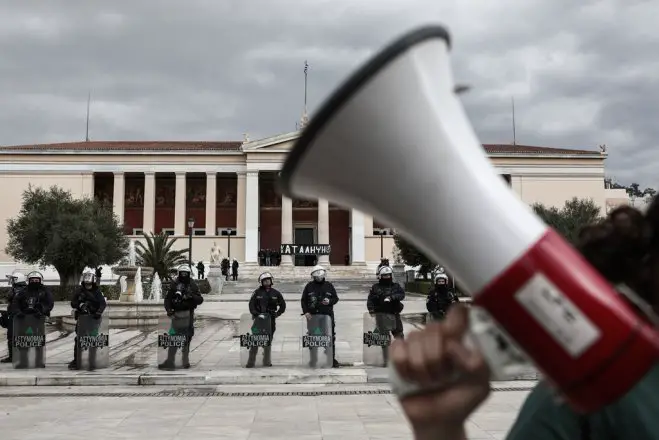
[1,340,12,363]
[68,337,79,370]
[308,348,318,368]
[245,347,258,368]
[262,346,272,367]
[182,345,191,369]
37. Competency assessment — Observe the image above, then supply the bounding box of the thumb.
[442,305,470,339]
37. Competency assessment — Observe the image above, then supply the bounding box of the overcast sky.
[1,0,657,187]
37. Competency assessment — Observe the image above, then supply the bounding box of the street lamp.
[373,228,387,259]
[187,217,195,268]
[220,227,236,259]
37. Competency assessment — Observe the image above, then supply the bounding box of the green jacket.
[508,364,659,439]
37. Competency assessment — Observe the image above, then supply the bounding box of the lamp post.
[187,217,195,268]
[374,228,386,259]
[226,227,233,259]
[219,228,236,259]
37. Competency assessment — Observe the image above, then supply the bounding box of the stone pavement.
[0,293,537,386]
[0,384,530,439]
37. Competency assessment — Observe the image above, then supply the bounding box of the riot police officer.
[246,272,286,368]
[1,272,27,363]
[69,268,107,370]
[301,265,339,368]
[367,265,406,341]
[14,271,53,368]
[426,270,458,322]
[160,265,204,369]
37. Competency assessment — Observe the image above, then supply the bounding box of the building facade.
[0,130,627,278]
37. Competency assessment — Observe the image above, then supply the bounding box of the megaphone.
[278,25,659,412]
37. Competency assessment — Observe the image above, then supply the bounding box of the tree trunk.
[56,268,81,289]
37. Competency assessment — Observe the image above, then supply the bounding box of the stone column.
[143,172,156,234]
[280,196,293,266]
[351,209,366,265]
[205,172,217,236]
[236,172,246,236]
[112,172,125,224]
[363,214,374,236]
[244,171,259,263]
[174,172,187,235]
[318,199,330,266]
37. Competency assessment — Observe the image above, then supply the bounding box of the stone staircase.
[220,279,375,296]
[237,264,377,282]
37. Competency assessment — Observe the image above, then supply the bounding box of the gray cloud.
[0,0,657,187]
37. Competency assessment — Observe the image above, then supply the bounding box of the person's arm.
[71,287,82,310]
[328,283,339,305]
[367,287,377,313]
[390,283,406,301]
[248,291,258,317]
[42,288,55,315]
[301,285,310,314]
[189,283,204,306]
[95,289,107,315]
[164,285,174,313]
[276,291,287,316]
[426,293,438,313]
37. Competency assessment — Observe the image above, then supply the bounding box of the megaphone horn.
[279,25,659,412]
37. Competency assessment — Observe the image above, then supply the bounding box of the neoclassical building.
[0,130,627,279]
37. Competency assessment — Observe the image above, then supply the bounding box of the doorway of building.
[294,227,316,266]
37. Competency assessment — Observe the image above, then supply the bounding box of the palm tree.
[135,232,189,281]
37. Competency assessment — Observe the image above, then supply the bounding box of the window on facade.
[132,228,144,236]
[162,228,175,236]
[219,228,237,236]
[193,228,206,236]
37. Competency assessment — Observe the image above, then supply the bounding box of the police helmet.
[434,272,449,285]
[26,271,44,285]
[310,265,326,282]
[377,265,393,279]
[81,268,96,285]
[9,272,27,286]
[177,264,192,278]
[258,272,273,287]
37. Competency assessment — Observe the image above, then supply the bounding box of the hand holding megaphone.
[278,24,659,412]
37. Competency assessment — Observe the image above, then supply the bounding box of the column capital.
[236,171,247,177]
[206,171,217,178]
[175,171,186,178]
[246,170,259,177]
[113,171,125,177]
[144,171,155,177]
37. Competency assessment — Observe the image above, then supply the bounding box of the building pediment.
[241,131,299,153]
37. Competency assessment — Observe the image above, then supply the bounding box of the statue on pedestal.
[210,242,222,265]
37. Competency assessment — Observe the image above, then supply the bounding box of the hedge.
[0,278,212,304]
[405,280,467,297]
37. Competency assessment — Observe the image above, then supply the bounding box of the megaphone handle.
[388,331,476,399]
[388,307,525,399]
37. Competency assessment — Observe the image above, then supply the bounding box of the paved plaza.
[0,285,534,438]
[0,384,528,439]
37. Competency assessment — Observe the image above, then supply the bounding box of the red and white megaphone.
[278,25,659,412]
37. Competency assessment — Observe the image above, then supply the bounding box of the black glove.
[166,310,174,317]
[93,312,102,320]
[79,304,89,314]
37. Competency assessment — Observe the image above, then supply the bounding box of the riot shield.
[362,312,396,367]
[301,314,333,368]
[239,313,273,368]
[157,310,192,370]
[12,314,46,369]
[76,313,109,371]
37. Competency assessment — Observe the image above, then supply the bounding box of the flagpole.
[511,97,516,146]
[85,91,91,142]
[304,60,308,118]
